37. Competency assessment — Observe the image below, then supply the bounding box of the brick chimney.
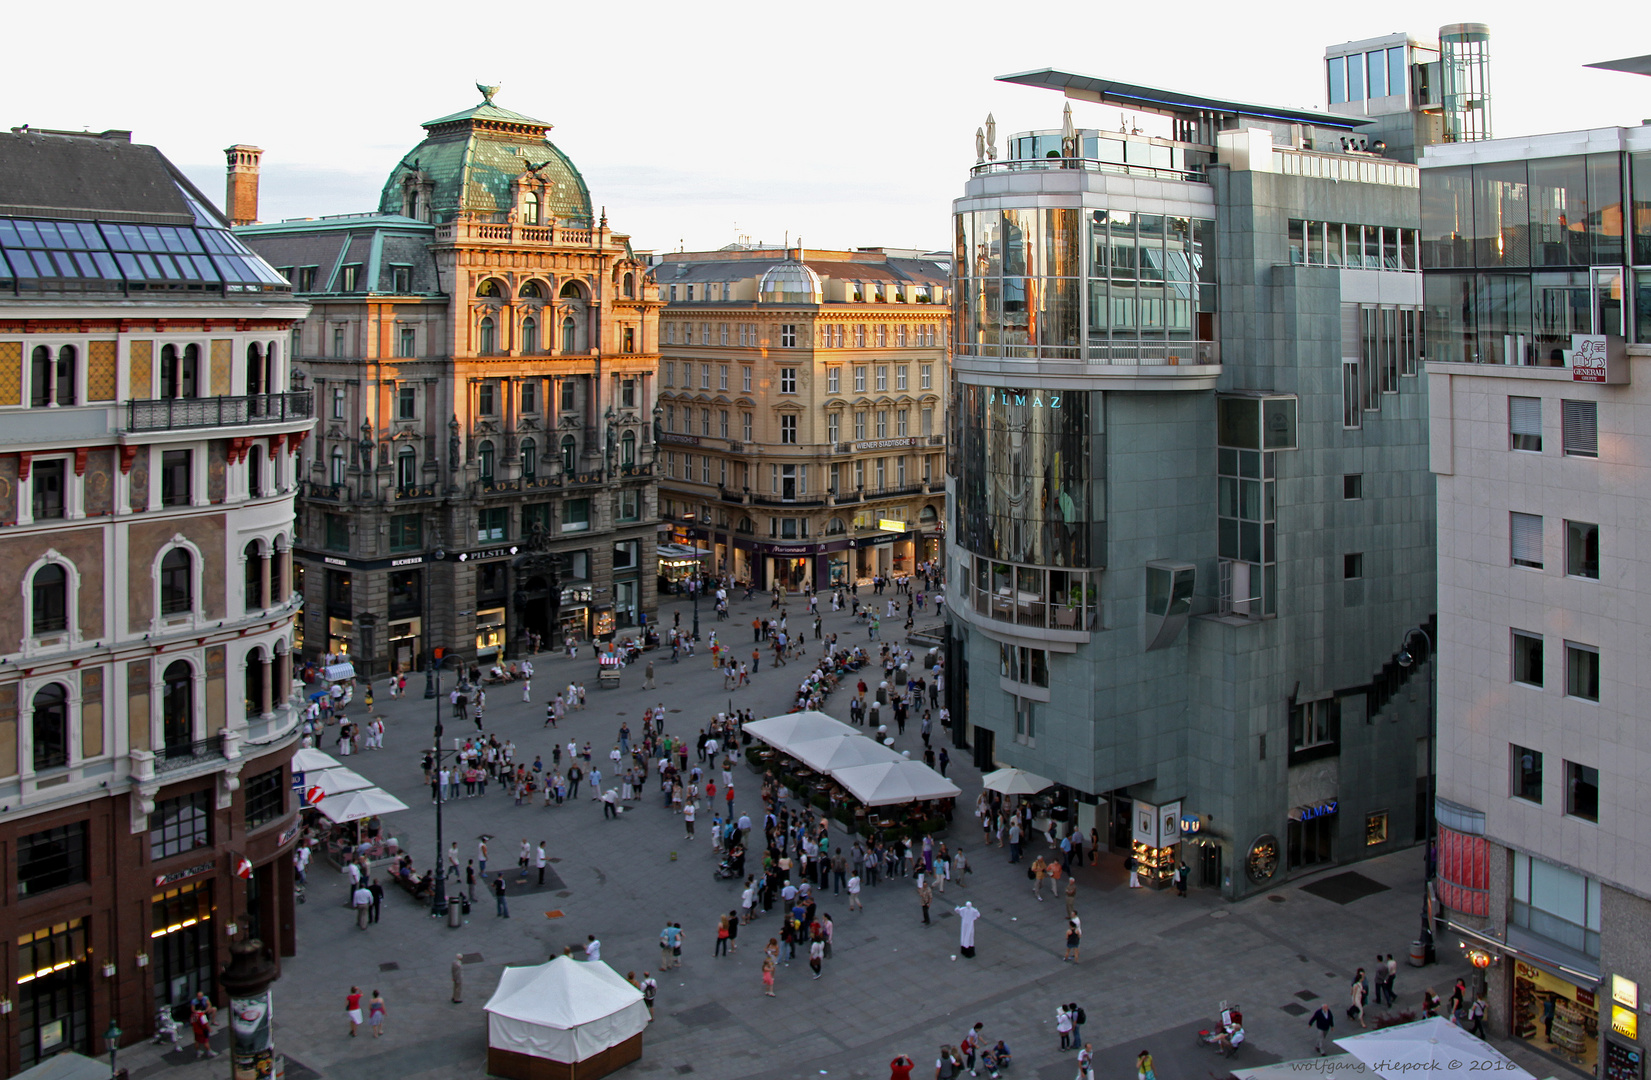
[224,144,263,227]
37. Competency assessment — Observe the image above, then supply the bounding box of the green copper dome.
[378,87,593,225]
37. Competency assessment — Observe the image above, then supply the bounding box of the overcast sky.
[7,1,1648,254]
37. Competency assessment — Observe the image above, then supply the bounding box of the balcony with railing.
[959,555,1099,636]
[125,390,313,432]
[432,217,597,247]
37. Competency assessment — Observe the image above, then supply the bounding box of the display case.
[1132,840,1178,888]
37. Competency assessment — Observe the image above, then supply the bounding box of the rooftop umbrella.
[980,767,1054,796]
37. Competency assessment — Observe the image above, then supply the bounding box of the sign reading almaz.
[1573,334,1609,383]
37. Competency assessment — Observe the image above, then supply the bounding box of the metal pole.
[692,575,700,642]
[430,550,448,917]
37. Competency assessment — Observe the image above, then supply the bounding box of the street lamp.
[1398,624,1435,962]
[430,606,471,919]
[104,1021,122,1078]
[690,572,700,642]
[424,549,445,699]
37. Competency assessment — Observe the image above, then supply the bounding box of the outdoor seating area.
[742,710,960,838]
[294,749,411,867]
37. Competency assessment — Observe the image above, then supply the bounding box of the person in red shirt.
[889,1054,915,1080]
[191,1008,216,1059]
[345,986,363,1037]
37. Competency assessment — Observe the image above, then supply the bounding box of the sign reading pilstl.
[1572,334,1608,383]
[877,519,907,533]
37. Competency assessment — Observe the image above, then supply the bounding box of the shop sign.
[855,437,917,451]
[277,820,301,849]
[457,546,519,562]
[1133,800,1161,846]
[877,519,907,532]
[987,388,1064,409]
[759,544,816,555]
[1605,1039,1643,1080]
[1160,799,1182,844]
[1614,975,1639,1010]
[660,432,700,446]
[323,556,347,567]
[1290,800,1339,821]
[154,860,215,888]
[1573,334,1608,383]
[1614,1005,1640,1041]
[390,556,424,567]
[847,533,900,548]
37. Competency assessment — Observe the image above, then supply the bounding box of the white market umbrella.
[981,767,1054,796]
[1335,1017,1537,1080]
[787,735,904,774]
[316,787,411,824]
[292,747,341,772]
[743,710,856,753]
[833,760,961,807]
[305,767,374,798]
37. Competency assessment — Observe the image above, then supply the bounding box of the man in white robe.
[957,901,980,957]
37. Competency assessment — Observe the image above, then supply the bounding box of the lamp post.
[690,572,700,642]
[1398,625,1435,963]
[104,1021,121,1078]
[424,549,445,699]
[431,605,471,919]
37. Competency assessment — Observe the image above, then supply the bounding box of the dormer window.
[522,191,540,226]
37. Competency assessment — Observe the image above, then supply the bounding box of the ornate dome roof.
[758,260,822,303]
[377,86,592,224]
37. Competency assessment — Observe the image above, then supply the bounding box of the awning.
[743,710,857,752]
[292,747,342,772]
[832,760,961,807]
[1335,1017,1537,1080]
[656,543,713,561]
[316,787,411,823]
[306,767,374,798]
[323,663,356,682]
[785,734,905,773]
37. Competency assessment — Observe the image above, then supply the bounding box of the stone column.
[259,654,274,717]
[259,551,273,610]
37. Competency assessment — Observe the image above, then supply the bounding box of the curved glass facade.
[954,208,1216,361]
[952,383,1103,568]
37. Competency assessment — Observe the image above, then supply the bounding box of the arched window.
[521,438,537,479]
[561,316,577,354]
[521,316,539,355]
[162,659,193,755]
[244,541,263,613]
[559,280,586,300]
[32,683,68,771]
[32,563,68,633]
[478,440,495,481]
[55,346,77,406]
[244,646,267,718]
[478,316,497,356]
[520,280,546,300]
[621,431,636,466]
[30,346,52,406]
[920,505,939,523]
[476,278,501,298]
[560,435,577,473]
[826,517,846,535]
[246,342,265,396]
[623,272,635,299]
[330,446,346,486]
[160,548,193,615]
[161,345,199,399]
[737,516,755,534]
[522,191,539,225]
[397,445,417,489]
[248,445,264,498]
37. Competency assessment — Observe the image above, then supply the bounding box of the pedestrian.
[660,922,680,969]
[848,873,863,911]
[1076,1043,1094,1080]
[1008,821,1022,863]
[727,909,740,952]
[1468,993,1487,1038]
[962,1023,986,1075]
[192,1005,217,1059]
[477,839,488,878]
[1069,1001,1085,1050]
[890,1054,916,1080]
[368,876,384,924]
[353,882,372,930]
[1350,969,1368,1028]
[762,954,776,997]
[1063,917,1081,963]
[641,972,657,1020]
[918,877,933,925]
[586,934,602,962]
[1057,1004,1074,1051]
[810,934,825,979]
[936,1045,961,1079]
[536,842,548,886]
[644,660,656,690]
[493,874,510,918]
[345,986,363,1037]
[1064,877,1078,919]
[715,915,730,957]
[369,990,387,1037]
[1385,954,1399,1006]
[1308,1003,1336,1055]
[1127,853,1141,888]
[957,900,979,958]
[1032,855,1047,899]
[1174,861,1189,897]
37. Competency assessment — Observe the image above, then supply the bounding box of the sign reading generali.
[1572,334,1608,383]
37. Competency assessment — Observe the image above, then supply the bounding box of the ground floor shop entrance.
[1512,960,1600,1074]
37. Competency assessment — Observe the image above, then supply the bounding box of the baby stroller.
[713,857,740,880]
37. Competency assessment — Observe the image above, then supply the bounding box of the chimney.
[224,144,263,227]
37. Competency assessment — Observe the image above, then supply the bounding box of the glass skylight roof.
[0,214,291,294]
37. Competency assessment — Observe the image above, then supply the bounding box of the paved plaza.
[117,589,1555,1080]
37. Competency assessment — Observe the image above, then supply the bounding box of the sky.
[7,0,1649,255]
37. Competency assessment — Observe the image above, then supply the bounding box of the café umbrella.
[316,787,411,824]
[980,767,1054,796]
[1334,1017,1537,1080]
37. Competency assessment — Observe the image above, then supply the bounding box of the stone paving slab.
[104,589,1572,1080]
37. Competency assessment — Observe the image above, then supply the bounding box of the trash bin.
[448,896,463,928]
[1409,939,1426,967]
[460,897,472,917]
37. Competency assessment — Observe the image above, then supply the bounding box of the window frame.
[1564,641,1600,702]
[149,789,212,861]
[243,767,286,831]
[1565,520,1599,580]
[1561,399,1598,458]
[1564,760,1599,822]
[779,368,797,394]
[1512,744,1544,803]
[1512,630,1544,688]
[17,821,88,898]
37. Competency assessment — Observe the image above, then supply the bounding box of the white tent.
[485,957,647,1078]
[786,734,905,773]
[305,767,374,798]
[316,787,410,824]
[1335,1017,1538,1080]
[323,662,356,683]
[832,760,961,806]
[743,710,856,752]
[980,767,1054,796]
[292,747,342,772]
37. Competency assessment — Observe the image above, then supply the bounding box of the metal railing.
[126,390,313,432]
[154,735,227,774]
[970,156,1207,184]
[432,219,597,246]
[955,341,1219,365]
[1274,148,1418,188]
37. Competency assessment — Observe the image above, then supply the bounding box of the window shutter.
[1510,512,1543,567]
[1509,396,1541,436]
[1562,400,1598,457]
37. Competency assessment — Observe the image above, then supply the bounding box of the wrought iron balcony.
[154,735,227,774]
[125,390,313,432]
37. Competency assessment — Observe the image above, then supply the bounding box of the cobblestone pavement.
[115,589,1563,1080]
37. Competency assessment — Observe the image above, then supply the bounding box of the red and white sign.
[1572,334,1608,383]
[235,856,253,880]
[305,786,324,806]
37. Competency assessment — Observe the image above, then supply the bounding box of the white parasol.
[1335,1017,1537,1080]
[980,767,1054,796]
